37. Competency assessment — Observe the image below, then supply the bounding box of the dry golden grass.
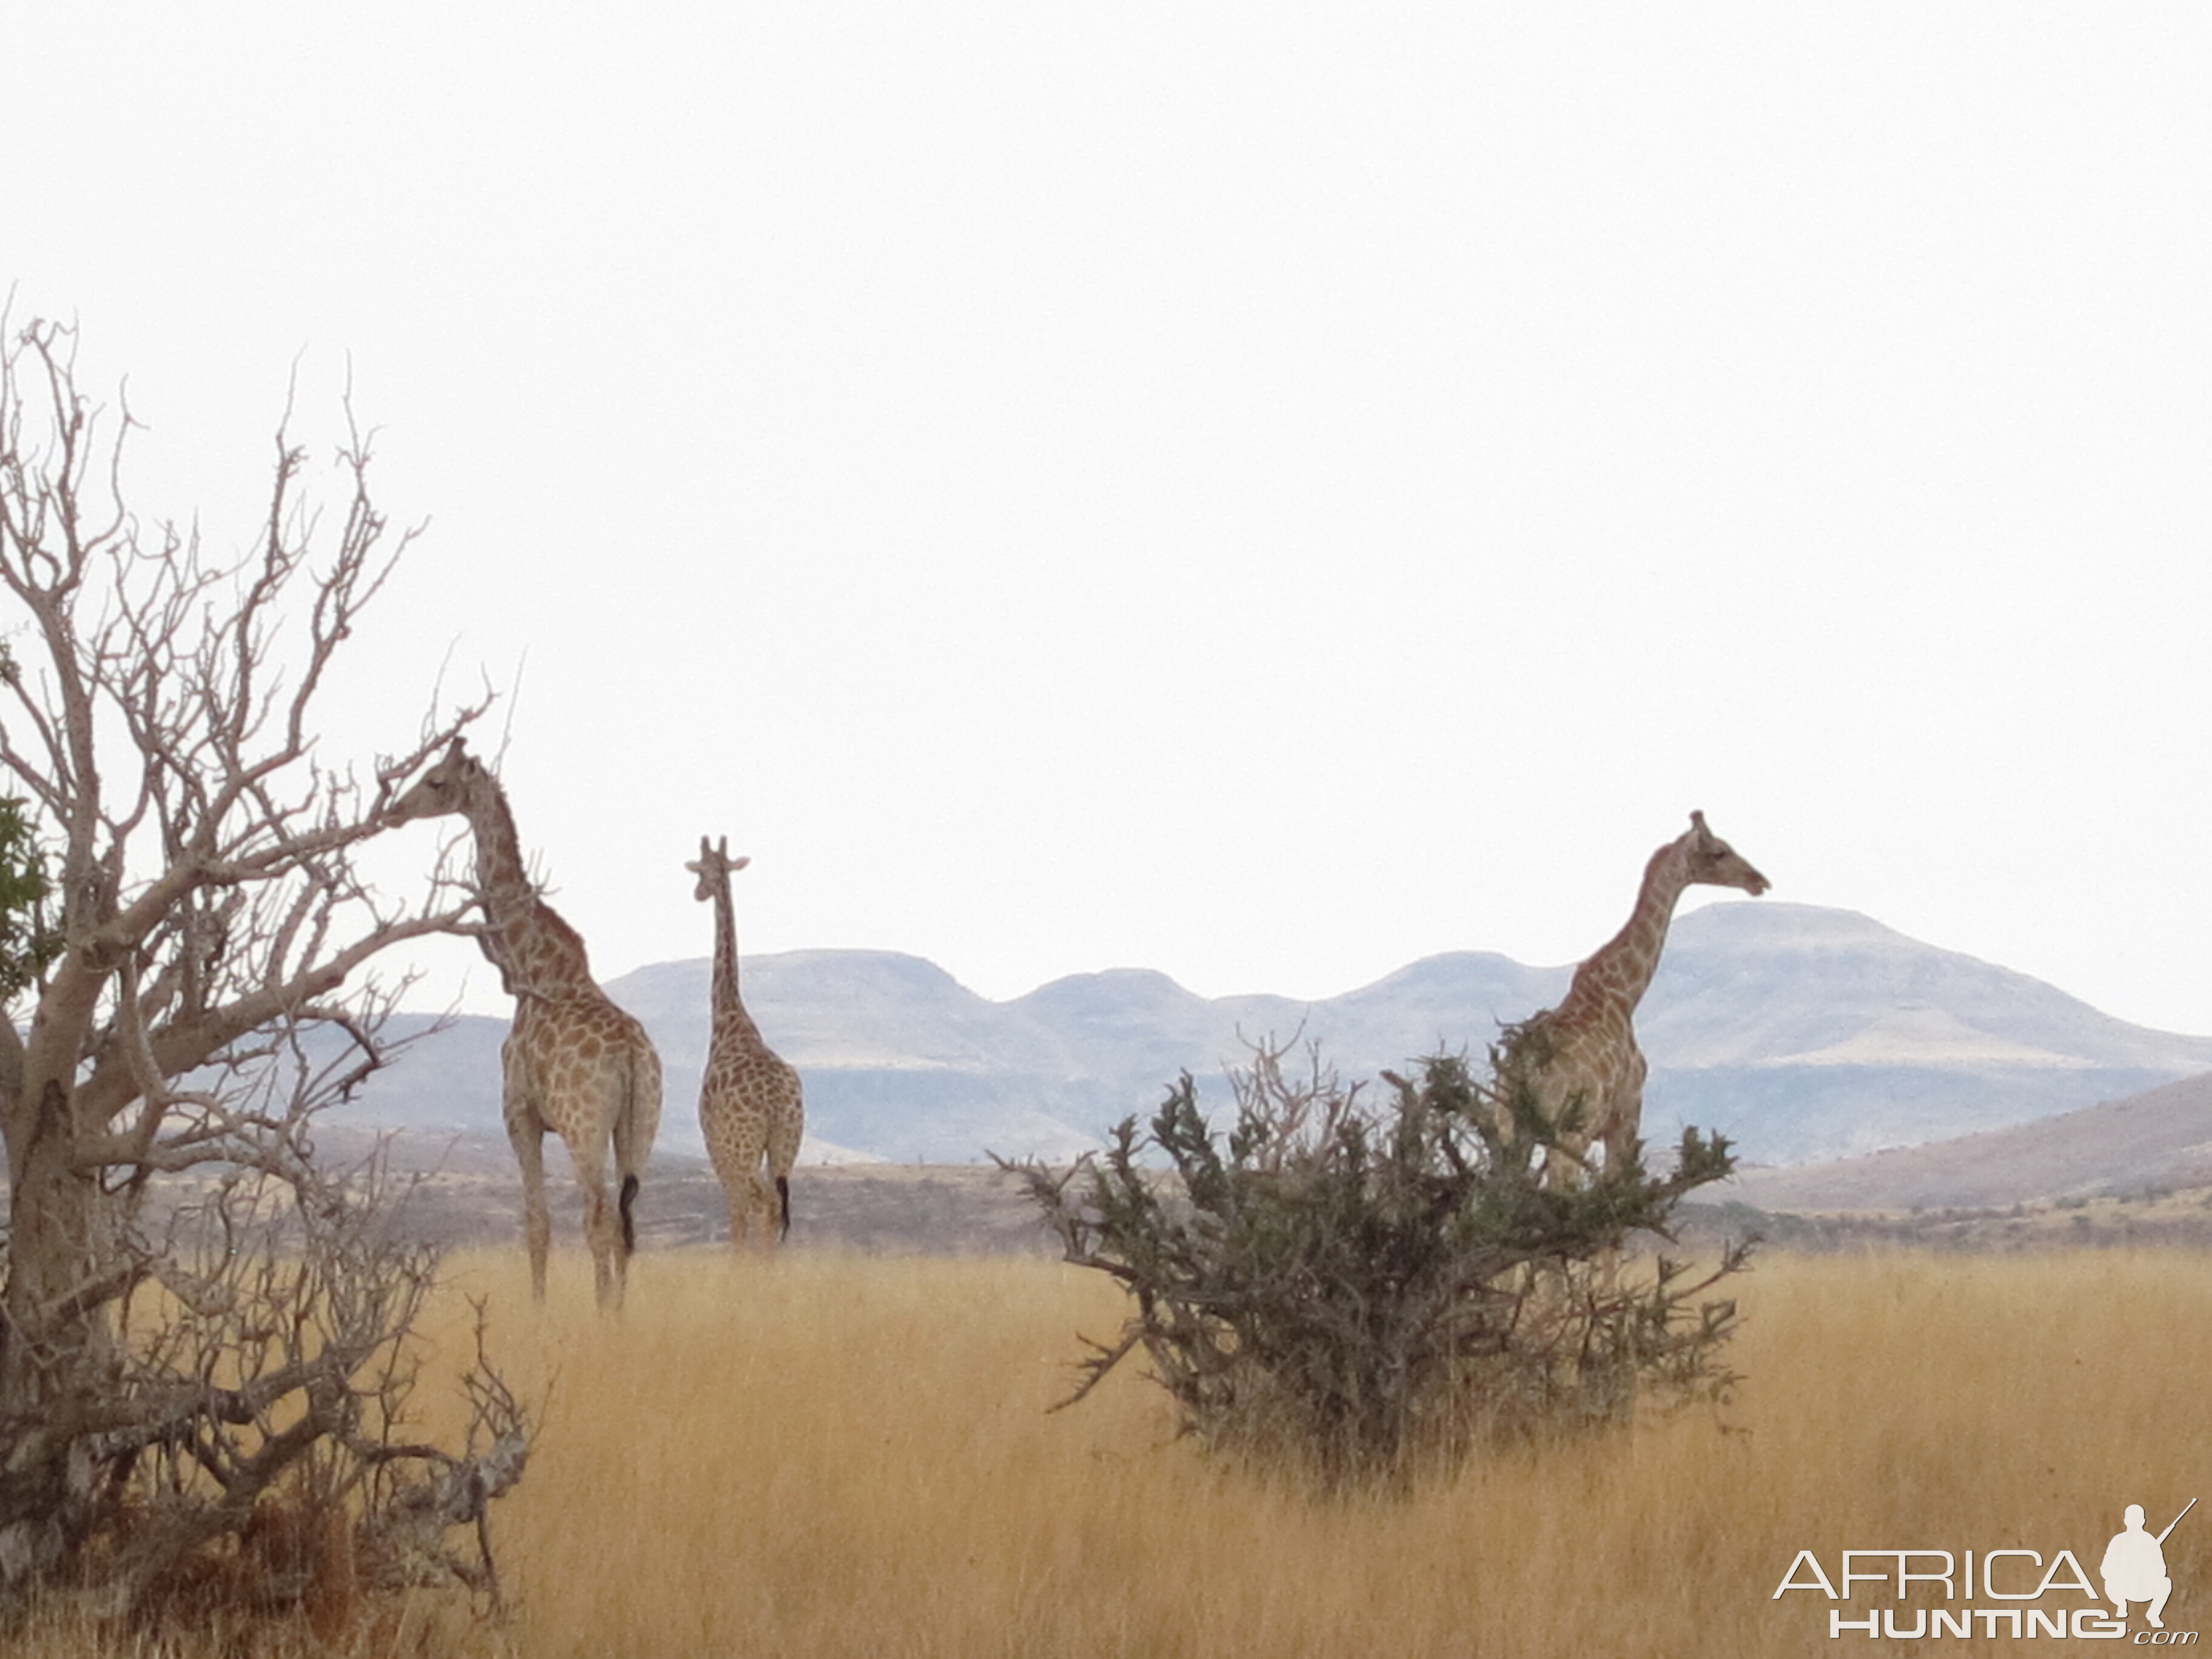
[24,1244,2212,1656]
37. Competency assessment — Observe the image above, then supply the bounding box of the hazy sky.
[8,6,2211,1031]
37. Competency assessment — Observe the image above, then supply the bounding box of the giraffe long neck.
[465,782,596,998]
[709,877,762,1041]
[1559,839,1692,1022]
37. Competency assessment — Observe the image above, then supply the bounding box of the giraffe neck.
[1559,837,1693,1022]
[464,780,596,998]
[709,876,763,1041]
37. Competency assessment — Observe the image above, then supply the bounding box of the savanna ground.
[20,1238,2210,1658]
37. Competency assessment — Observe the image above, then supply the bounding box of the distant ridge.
[1724,1071,2212,1213]
[338,902,2212,1169]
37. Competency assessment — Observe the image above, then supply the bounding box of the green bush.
[0,794,61,1001]
[1004,1041,1752,1492]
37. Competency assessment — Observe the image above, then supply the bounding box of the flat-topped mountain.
[338,902,2212,1168]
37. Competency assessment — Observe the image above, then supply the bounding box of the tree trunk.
[0,1080,116,1583]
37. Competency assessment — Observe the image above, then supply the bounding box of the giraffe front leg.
[1592,1102,1640,1292]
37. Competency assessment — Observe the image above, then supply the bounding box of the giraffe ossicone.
[390,739,662,1309]
[1500,809,1768,1186]
[688,833,805,1252]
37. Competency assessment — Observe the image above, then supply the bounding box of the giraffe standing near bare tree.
[1500,811,1768,1185]
[390,740,662,1307]
[687,836,805,1250]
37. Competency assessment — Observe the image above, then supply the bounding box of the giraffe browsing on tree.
[1498,811,1768,1186]
[687,836,805,1249]
[390,740,662,1307]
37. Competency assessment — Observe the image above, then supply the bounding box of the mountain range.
[338,901,2212,1169]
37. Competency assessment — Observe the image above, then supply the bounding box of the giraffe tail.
[613,1039,663,1263]
[776,1174,791,1242]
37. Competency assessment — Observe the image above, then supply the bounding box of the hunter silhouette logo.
[1775,1496,2199,1641]
[2105,1500,2192,1632]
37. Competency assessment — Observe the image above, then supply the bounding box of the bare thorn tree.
[0,315,514,1618]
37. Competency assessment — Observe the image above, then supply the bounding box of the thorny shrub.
[1004,1041,1753,1492]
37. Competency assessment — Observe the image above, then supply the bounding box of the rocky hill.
[1724,1070,2212,1213]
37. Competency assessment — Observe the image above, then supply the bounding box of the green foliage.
[1004,1042,1754,1492]
[0,796,61,1001]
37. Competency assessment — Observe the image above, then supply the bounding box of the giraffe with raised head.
[390,740,662,1308]
[1500,811,1768,1185]
[687,836,804,1250]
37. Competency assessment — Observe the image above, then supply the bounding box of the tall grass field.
[28,1244,2212,1655]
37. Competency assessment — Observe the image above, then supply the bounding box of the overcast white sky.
[7,5,2211,1031]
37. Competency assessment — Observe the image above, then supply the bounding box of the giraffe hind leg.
[724,1172,756,1253]
[563,1135,623,1311]
[716,1161,762,1252]
[508,1118,552,1302]
[746,1171,777,1253]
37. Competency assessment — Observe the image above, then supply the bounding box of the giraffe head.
[686,835,752,902]
[389,739,492,825]
[1682,810,1769,896]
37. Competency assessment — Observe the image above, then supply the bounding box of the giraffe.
[686,836,805,1250]
[1499,811,1768,1186]
[390,740,662,1308]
